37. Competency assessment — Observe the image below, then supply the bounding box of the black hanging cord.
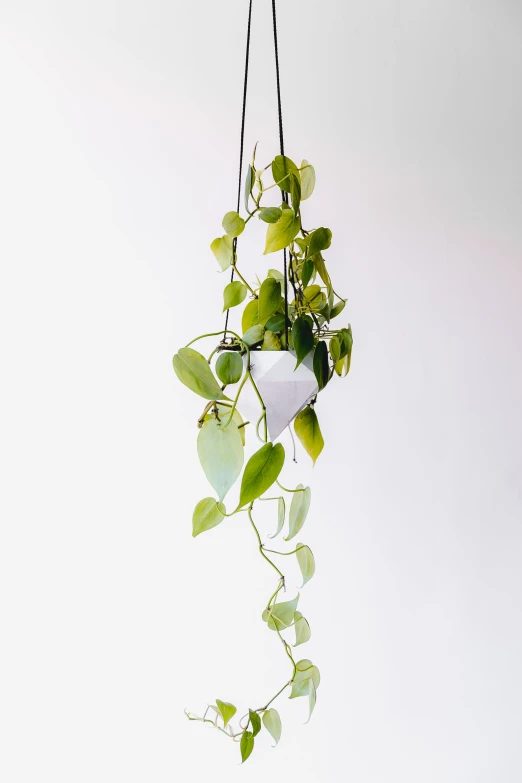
[223,0,289,349]
[224,0,253,340]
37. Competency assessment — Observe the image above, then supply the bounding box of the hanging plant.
[172,0,352,764]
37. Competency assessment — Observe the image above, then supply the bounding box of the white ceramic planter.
[242,350,318,441]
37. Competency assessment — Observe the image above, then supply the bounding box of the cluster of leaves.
[172,149,352,762]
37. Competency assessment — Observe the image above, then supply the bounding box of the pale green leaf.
[268,497,285,539]
[285,485,311,541]
[307,678,317,723]
[192,498,226,537]
[300,160,316,200]
[215,699,236,728]
[294,406,324,465]
[173,347,229,401]
[313,253,332,295]
[262,593,299,631]
[215,351,243,385]
[289,659,320,699]
[244,164,254,213]
[237,442,285,508]
[242,323,265,346]
[240,731,254,763]
[267,268,284,281]
[204,404,246,445]
[262,708,282,746]
[296,543,315,586]
[197,418,244,502]
[222,281,247,311]
[222,211,245,238]
[293,611,311,646]
[262,329,281,351]
[210,235,234,271]
[264,205,300,254]
[258,207,282,223]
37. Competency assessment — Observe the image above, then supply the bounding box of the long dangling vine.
[172,149,352,762]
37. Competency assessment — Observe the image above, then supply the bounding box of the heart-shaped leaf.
[286,485,311,541]
[248,710,261,737]
[268,497,285,539]
[222,280,247,311]
[293,611,311,646]
[242,323,265,346]
[242,299,259,333]
[215,699,236,728]
[197,418,244,501]
[313,341,329,390]
[289,659,320,699]
[307,227,332,258]
[294,406,324,464]
[192,498,226,537]
[262,593,299,631]
[262,708,282,746]
[258,207,282,223]
[210,235,234,271]
[296,543,315,585]
[237,443,285,508]
[173,347,229,401]
[264,204,300,254]
[300,160,316,200]
[240,731,254,763]
[222,211,245,238]
[215,352,243,385]
[258,277,282,322]
[271,155,300,191]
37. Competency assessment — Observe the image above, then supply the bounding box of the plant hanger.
[173,0,353,763]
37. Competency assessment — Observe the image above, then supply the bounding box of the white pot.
[241,350,318,441]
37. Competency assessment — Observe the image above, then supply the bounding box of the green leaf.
[242,299,259,333]
[262,593,299,631]
[272,155,300,191]
[192,498,226,537]
[265,312,287,333]
[268,497,285,539]
[210,235,234,271]
[289,172,301,216]
[293,611,311,646]
[307,678,317,723]
[222,280,247,311]
[300,259,314,289]
[244,164,254,213]
[215,699,237,728]
[292,317,314,368]
[242,323,265,346]
[300,160,316,200]
[313,253,332,295]
[330,300,346,320]
[294,406,324,465]
[303,285,327,312]
[264,204,300,254]
[249,710,262,737]
[296,544,315,586]
[215,351,243,385]
[197,417,244,501]
[267,268,284,282]
[240,731,254,763]
[258,207,282,223]
[307,227,332,258]
[329,335,341,362]
[262,329,281,351]
[286,484,311,541]
[204,404,246,445]
[313,341,329,390]
[262,708,282,746]
[222,211,245,238]
[173,347,229,401]
[289,659,320,699]
[258,277,282,322]
[237,442,285,508]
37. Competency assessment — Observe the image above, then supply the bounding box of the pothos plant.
[172,148,352,763]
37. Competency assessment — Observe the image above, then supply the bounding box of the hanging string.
[223,0,289,349]
[224,0,253,341]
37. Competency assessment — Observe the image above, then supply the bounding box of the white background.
[1,1,521,780]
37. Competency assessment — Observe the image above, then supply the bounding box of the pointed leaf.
[262,593,299,631]
[204,403,246,445]
[293,611,311,646]
[272,155,300,191]
[292,317,314,368]
[258,277,281,321]
[244,164,254,213]
[329,335,341,362]
[215,699,236,728]
[330,300,346,320]
[265,313,287,333]
[210,235,234,271]
[268,497,285,539]
[300,259,314,289]
[242,299,259,333]
[296,544,315,586]
[303,285,327,312]
[300,160,316,200]
[240,731,254,763]
[267,268,285,281]
[294,406,324,464]
[313,253,332,295]
[248,710,262,737]
[289,660,320,699]
[242,323,265,346]
[259,207,282,223]
[173,347,229,401]
[264,205,300,254]
[197,418,244,502]
[306,678,317,723]
[262,329,281,351]
[215,352,243,385]
[192,498,226,537]
[262,708,282,746]
[313,341,329,390]
[286,485,311,541]
[307,227,332,257]
[222,211,245,238]
[289,172,301,216]
[238,443,285,508]
[222,281,247,311]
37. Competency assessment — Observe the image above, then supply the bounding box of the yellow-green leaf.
[258,277,281,322]
[286,484,311,540]
[262,708,282,746]
[215,699,236,728]
[210,235,233,271]
[296,543,315,586]
[215,351,243,385]
[222,280,247,311]
[300,160,316,200]
[264,205,300,254]
[293,611,311,646]
[222,211,245,237]
[192,498,225,537]
[289,659,320,699]
[240,731,254,763]
[294,406,324,464]
[242,299,259,333]
[262,593,299,631]
[237,443,285,508]
[173,347,229,401]
[262,329,281,351]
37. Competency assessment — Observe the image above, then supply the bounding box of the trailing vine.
[173,149,352,762]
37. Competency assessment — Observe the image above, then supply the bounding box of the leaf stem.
[276,479,304,494]
[248,505,284,580]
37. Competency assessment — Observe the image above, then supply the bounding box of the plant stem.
[231,262,256,296]
[262,545,306,556]
[276,479,304,493]
[248,372,267,441]
[248,505,284,580]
